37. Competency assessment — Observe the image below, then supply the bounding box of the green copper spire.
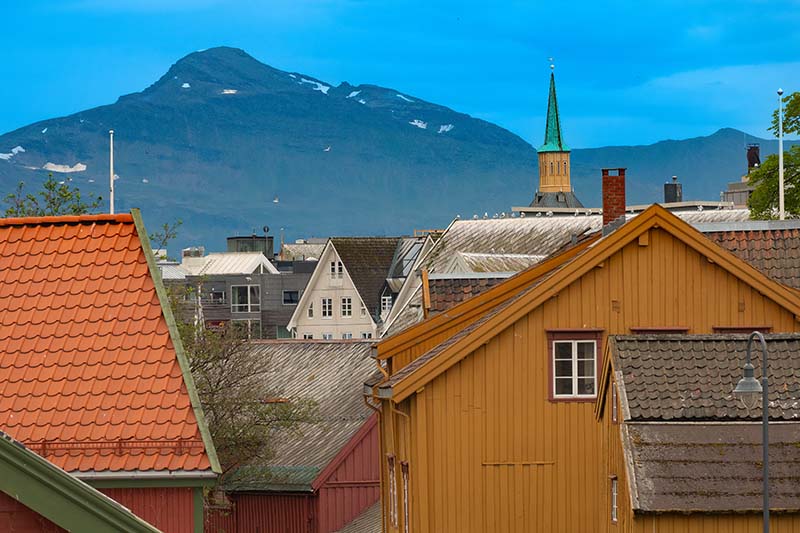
[538,71,569,153]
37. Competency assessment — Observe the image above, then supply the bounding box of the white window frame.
[401,462,410,533]
[361,332,373,339]
[552,339,597,399]
[322,333,333,340]
[231,285,260,313]
[341,297,352,318]
[321,298,333,318]
[307,302,314,318]
[342,332,353,339]
[381,295,393,313]
[282,290,299,306]
[610,476,618,523]
[388,456,398,528]
[330,260,344,279]
[611,384,618,424]
[303,333,313,340]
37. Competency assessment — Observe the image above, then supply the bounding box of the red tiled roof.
[0,213,212,473]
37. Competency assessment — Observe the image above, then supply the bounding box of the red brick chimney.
[602,168,626,228]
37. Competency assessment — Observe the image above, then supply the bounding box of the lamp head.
[733,362,762,410]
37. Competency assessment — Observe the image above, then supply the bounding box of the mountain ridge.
[0,47,792,253]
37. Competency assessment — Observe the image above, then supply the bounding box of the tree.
[749,91,800,218]
[150,219,183,260]
[4,174,102,217]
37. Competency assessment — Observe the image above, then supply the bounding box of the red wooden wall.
[0,492,66,533]
[206,415,380,533]
[316,418,380,532]
[102,487,195,533]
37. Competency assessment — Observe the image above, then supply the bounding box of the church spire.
[539,68,569,152]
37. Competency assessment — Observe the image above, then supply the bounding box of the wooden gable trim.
[387,205,800,402]
[594,340,616,420]
[377,233,600,360]
[311,413,378,490]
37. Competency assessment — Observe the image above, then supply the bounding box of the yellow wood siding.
[381,227,800,532]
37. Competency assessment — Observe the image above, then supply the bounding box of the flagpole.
[778,89,784,220]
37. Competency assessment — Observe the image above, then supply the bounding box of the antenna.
[109,130,115,214]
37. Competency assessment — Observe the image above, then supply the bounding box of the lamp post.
[733,331,770,533]
[778,88,785,221]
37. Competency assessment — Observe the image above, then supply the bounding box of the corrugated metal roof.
[624,422,800,512]
[612,334,800,421]
[334,502,381,533]
[224,340,375,491]
[183,252,279,276]
[158,262,189,280]
[449,252,545,273]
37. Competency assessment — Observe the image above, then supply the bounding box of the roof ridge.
[0,213,133,227]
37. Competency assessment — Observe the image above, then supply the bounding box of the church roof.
[538,71,569,153]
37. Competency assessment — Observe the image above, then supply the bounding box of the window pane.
[578,359,595,378]
[555,360,573,378]
[555,377,573,395]
[576,341,595,359]
[249,286,260,305]
[577,377,595,395]
[554,342,572,359]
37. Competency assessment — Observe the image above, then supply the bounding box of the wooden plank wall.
[382,228,800,533]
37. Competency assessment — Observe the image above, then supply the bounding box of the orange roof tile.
[0,213,212,474]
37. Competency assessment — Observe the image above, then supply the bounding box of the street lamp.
[732,331,770,533]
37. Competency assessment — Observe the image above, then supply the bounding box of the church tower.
[529,66,583,208]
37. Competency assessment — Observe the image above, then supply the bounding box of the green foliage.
[747,146,800,219]
[149,219,183,260]
[168,285,317,478]
[771,91,800,137]
[4,174,102,217]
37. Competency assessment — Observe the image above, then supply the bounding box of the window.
[360,302,367,318]
[361,332,373,339]
[303,333,313,340]
[322,298,332,318]
[231,285,260,313]
[341,297,352,317]
[330,260,343,279]
[564,161,568,174]
[401,462,410,533]
[610,476,618,523]
[232,319,261,339]
[548,330,602,400]
[282,290,299,305]
[387,456,398,528]
[381,295,393,314]
[307,302,314,318]
[611,385,618,424]
[208,290,225,304]
[322,333,333,340]
[549,161,554,175]
[342,332,353,339]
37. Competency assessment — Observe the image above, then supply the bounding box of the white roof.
[182,252,279,276]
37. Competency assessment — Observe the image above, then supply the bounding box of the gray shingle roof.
[624,422,800,512]
[224,340,376,491]
[529,190,584,208]
[611,335,800,421]
[705,228,800,289]
[334,502,381,533]
[332,237,401,316]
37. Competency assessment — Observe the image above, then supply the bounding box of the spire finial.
[549,57,554,71]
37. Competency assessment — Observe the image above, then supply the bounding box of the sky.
[2,0,799,148]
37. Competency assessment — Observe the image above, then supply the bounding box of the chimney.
[602,168,626,229]
[746,144,761,174]
[664,175,683,203]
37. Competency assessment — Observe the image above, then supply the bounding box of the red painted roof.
[0,214,211,473]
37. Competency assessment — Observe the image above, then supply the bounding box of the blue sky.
[2,0,799,147]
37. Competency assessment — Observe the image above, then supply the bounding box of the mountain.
[0,47,792,252]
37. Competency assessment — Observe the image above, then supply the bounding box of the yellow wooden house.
[367,204,800,533]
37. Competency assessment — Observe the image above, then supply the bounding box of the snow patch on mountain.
[438,124,454,133]
[0,146,26,160]
[181,83,191,89]
[221,89,238,94]
[300,78,330,94]
[43,162,87,173]
[347,90,361,99]
[358,99,366,104]
[41,128,48,134]
[397,94,414,103]
[409,119,427,129]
